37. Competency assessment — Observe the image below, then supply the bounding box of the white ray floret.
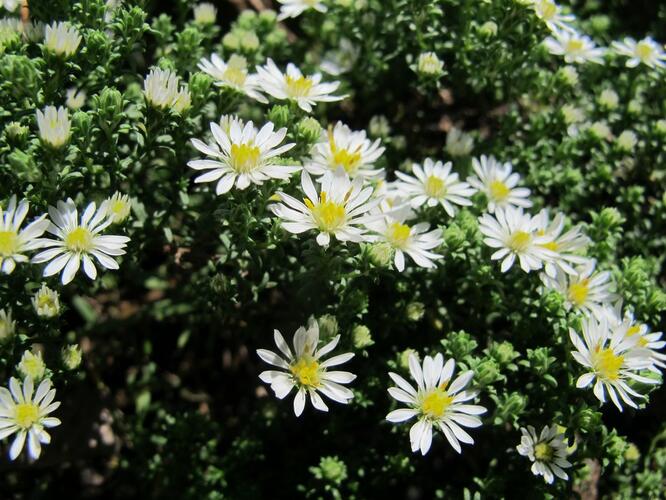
[611,37,666,69]
[44,21,81,58]
[257,58,345,112]
[36,105,71,149]
[517,425,572,484]
[305,122,385,179]
[257,319,355,416]
[32,199,130,285]
[467,155,531,213]
[532,209,591,277]
[532,0,575,33]
[188,117,299,195]
[197,54,267,103]
[0,377,61,461]
[394,158,475,216]
[0,196,49,274]
[478,206,555,273]
[386,352,486,455]
[271,169,379,246]
[276,0,327,21]
[543,29,606,64]
[569,315,657,411]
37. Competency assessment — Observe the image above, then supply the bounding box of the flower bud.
[32,284,60,318]
[317,314,339,340]
[17,350,46,381]
[352,325,374,349]
[62,344,82,370]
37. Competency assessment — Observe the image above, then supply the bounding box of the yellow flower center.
[305,192,347,232]
[331,149,362,174]
[285,75,314,97]
[0,230,18,256]
[534,442,553,461]
[20,357,44,379]
[229,143,261,173]
[14,403,39,429]
[566,39,584,53]
[635,41,654,61]
[540,241,559,252]
[290,357,320,387]
[567,279,589,307]
[420,385,453,418]
[626,324,648,347]
[38,294,56,309]
[386,222,411,249]
[424,175,446,198]
[489,180,510,201]
[507,231,532,252]
[592,346,624,381]
[222,67,247,87]
[65,227,93,252]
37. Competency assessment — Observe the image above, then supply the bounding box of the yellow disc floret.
[0,230,18,256]
[424,175,446,198]
[65,227,93,252]
[285,75,314,97]
[230,143,261,173]
[420,385,453,418]
[592,346,624,381]
[306,192,347,232]
[489,180,510,201]
[290,356,321,387]
[507,231,532,252]
[14,403,40,429]
[567,279,589,307]
[534,442,554,461]
[386,222,411,249]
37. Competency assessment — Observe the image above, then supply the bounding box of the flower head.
[467,155,532,213]
[0,377,61,460]
[543,29,606,64]
[32,199,130,285]
[570,315,657,411]
[44,21,81,58]
[532,209,591,277]
[103,192,132,224]
[32,284,60,318]
[271,169,379,246]
[17,351,46,381]
[188,117,299,195]
[394,158,475,216]
[36,105,71,149]
[305,122,385,179]
[143,68,191,112]
[479,206,555,273]
[257,58,345,112]
[416,52,444,76]
[257,319,355,416]
[612,37,666,69]
[197,54,267,103]
[386,353,486,455]
[193,2,217,25]
[277,0,327,21]
[65,87,86,110]
[0,195,49,274]
[0,308,15,343]
[532,0,575,33]
[445,127,474,157]
[517,425,572,484]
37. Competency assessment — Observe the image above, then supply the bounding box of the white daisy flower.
[17,351,46,381]
[257,58,345,112]
[394,158,475,216]
[517,425,572,484]
[478,206,554,273]
[543,29,606,64]
[569,315,657,411]
[532,209,591,278]
[540,262,617,318]
[32,284,60,318]
[0,377,61,461]
[257,319,355,416]
[36,105,71,149]
[467,155,532,213]
[0,195,49,274]
[143,68,191,112]
[103,192,132,223]
[44,21,81,58]
[386,352,486,455]
[32,199,130,285]
[276,0,327,21]
[305,122,385,179]
[188,117,299,195]
[365,205,443,272]
[445,127,474,157]
[197,54,267,103]
[271,169,379,246]
[611,37,666,69]
[532,0,575,33]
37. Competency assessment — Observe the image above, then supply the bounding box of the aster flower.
[103,192,132,224]
[445,127,474,157]
[416,52,444,76]
[43,21,81,58]
[0,308,15,343]
[611,37,666,69]
[276,0,327,21]
[543,29,606,64]
[532,0,575,33]
[257,319,356,416]
[17,351,46,381]
[197,54,267,103]
[257,58,345,112]
[467,155,532,213]
[478,206,555,273]
[365,205,443,272]
[0,195,49,274]
[540,262,617,318]
[386,353,486,455]
[517,425,572,484]
[188,117,299,195]
[32,284,60,318]
[32,199,130,285]
[143,68,191,112]
[193,2,217,25]
[0,377,61,461]
[36,105,71,149]
[271,169,379,246]
[569,315,657,411]
[532,209,592,277]
[394,158,475,216]
[305,122,385,179]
